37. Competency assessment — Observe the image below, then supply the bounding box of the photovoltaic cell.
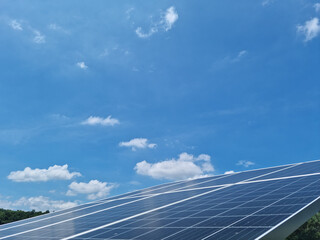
[0,160,319,240]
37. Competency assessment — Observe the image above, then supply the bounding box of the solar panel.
[0,160,319,240]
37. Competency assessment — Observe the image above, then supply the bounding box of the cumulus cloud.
[119,138,156,151]
[297,18,320,42]
[135,6,178,38]
[76,61,88,69]
[16,196,78,211]
[67,180,115,200]
[9,20,23,31]
[134,152,214,180]
[237,160,255,168]
[81,116,119,126]
[8,164,81,182]
[33,30,45,44]
[1,196,78,212]
[163,6,179,31]
[224,170,235,174]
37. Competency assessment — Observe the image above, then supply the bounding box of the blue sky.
[0,0,319,211]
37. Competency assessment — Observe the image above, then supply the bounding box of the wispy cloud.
[81,116,119,126]
[136,27,158,38]
[135,152,214,180]
[261,0,274,6]
[67,180,116,200]
[135,6,178,38]
[314,3,320,13]
[48,23,69,34]
[212,50,248,71]
[232,50,248,62]
[224,170,235,174]
[119,138,156,151]
[76,61,88,69]
[126,7,135,20]
[237,160,255,168]
[9,20,23,31]
[8,164,81,182]
[33,30,45,44]
[297,18,320,42]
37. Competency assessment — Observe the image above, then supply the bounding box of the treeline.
[0,208,49,225]
[287,211,320,240]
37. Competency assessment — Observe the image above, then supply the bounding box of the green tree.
[0,208,49,225]
[287,212,320,240]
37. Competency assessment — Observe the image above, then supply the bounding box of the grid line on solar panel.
[150,171,320,198]
[58,186,234,240]
[0,188,223,240]
[59,163,304,239]
[1,160,320,240]
[199,177,320,240]
[0,196,147,232]
[130,175,318,239]
[253,160,320,181]
[179,164,296,191]
[120,176,308,239]
[0,163,296,235]
[0,161,303,234]
[256,194,320,240]
[78,182,267,239]
[62,175,320,239]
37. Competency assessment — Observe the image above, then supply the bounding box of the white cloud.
[224,170,235,174]
[232,50,248,62]
[126,7,135,19]
[0,195,78,212]
[237,160,255,168]
[48,23,69,34]
[14,196,77,212]
[119,138,156,151]
[297,18,320,42]
[129,180,141,185]
[314,3,320,12]
[163,6,179,31]
[33,30,45,44]
[135,6,178,38]
[67,180,115,200]
[76,61,88,69]
[8,164,81,182]
[81,116,119,126]
[9,20,23,31]
[135,27,158,38]
[134,152,214,180]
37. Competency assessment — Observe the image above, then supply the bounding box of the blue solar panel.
[0,160,319,240]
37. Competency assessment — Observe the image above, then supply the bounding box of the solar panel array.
[1,160,320,240]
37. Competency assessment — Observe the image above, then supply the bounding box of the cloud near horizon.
[0,195,78,212]
[8,164,81,182]
[67,180,115,200]
[135,152,214,180]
